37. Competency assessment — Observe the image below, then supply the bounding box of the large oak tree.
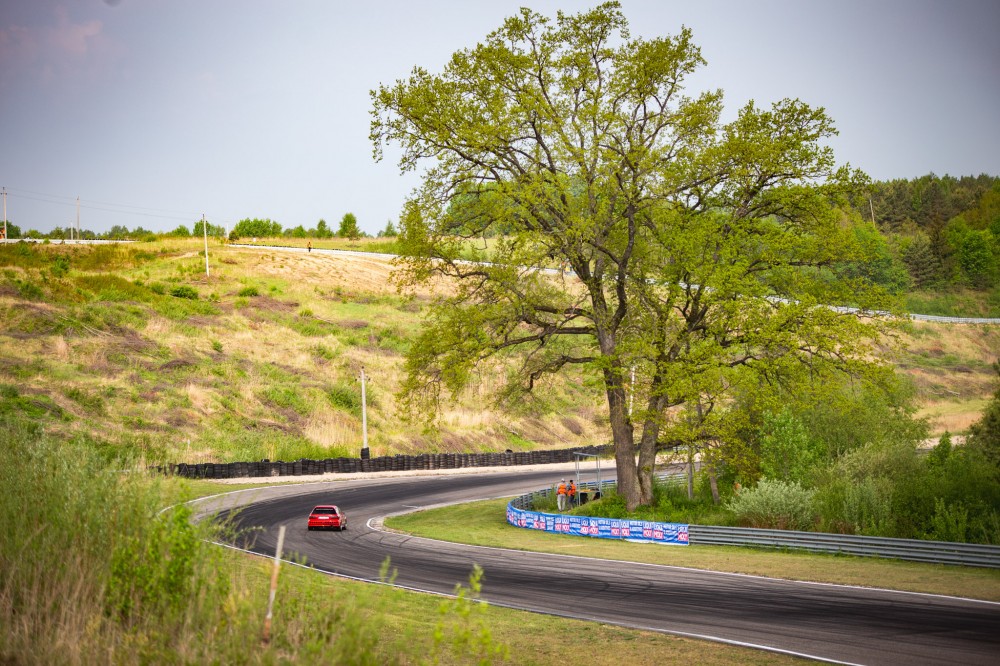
[371,3,900,510]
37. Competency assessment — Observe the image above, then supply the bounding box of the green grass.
[905,286,1000,318]
[386,497,1000,602]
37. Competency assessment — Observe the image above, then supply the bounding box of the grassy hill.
[1,237,996,466]
[0,238,609,465]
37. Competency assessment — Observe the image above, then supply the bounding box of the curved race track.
[192,469,1000,666]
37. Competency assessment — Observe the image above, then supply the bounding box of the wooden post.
[262,524,286,645]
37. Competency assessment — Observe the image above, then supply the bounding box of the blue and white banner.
[506,503,689,545]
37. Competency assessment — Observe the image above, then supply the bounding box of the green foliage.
[169,285,199,300]
[0,384,65,420]
[2,417,483,664]
[49,254,71,277]
[957,229,997,288]
[867,173,1000,234]
[378,219,398,237]
[231,217,282,239]
[237,285,260,297]
[192,219,225,238]
[758,409,824,484]
[814,473,895,536]
[430,564,509,665]
[374,3,899,511]
[927,432,953,467]
[312,344,337,360]
[13,276,43,300]
[63,387,106,415]
[261,386,311,415]
[905,287,1000,318]
[794,375,926,458]
[967,361,1000,465]
[326,383,361,412]
[727,478,816,530]
[338,212,361,240]
[837,223,911,294]
[316,218,333,238]
[901,232,942,288]
[75,273,156,303]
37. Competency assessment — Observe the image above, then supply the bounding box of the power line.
[3,187,229,225]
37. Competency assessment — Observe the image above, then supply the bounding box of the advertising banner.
[506,502,689,545]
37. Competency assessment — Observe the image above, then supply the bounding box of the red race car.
[306,505,347,531]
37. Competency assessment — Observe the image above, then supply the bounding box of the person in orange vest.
[567,479,577,507]
[556,479,568,511]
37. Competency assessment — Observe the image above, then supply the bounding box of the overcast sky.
[1,0,998,236]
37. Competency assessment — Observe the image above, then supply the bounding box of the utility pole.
[76,196,80,241]
[2,187,6,240]
[360,367,369,459]
[869,198,877,227]
[202,214,210,278]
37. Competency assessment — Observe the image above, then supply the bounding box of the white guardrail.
[230,244,1000,325]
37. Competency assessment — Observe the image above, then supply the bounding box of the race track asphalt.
[190,468,1000,666]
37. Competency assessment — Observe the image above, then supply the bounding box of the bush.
[814,476,894,535]
[237,285,260,297]
[169,285,199,300]
[727,478,816,530]
[326,383,361,412]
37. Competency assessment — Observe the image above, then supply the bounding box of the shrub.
[727,478,816,530]
[815,476,894,535]
[237,285,259,297]
[312,344,337,360]
[759,409,823,484]
[326,383,361,411]
[261,386,310,415]
[169,285,199,300]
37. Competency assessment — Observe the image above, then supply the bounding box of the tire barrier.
[154,444,611,479]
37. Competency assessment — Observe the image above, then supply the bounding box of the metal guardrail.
[908,313,1000,324]
[512,483,1000,568]
[688,525,1000,568]
[232,244,1000,325]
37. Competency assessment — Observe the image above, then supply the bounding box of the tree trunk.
[637,414,661,507]
[604,371,640,511]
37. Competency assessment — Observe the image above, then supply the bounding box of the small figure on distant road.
[307,241,312,252]
[557,479,568,511]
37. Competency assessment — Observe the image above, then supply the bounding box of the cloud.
[0,5,116,86]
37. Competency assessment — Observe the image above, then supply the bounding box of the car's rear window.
[312,507,337,514]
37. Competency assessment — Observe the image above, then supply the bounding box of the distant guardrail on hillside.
[231,243,1000,325]
[908,313,1000,324]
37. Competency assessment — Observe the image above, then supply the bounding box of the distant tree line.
[227,213,399,241]
[4,213,402,244]
[852,174,1000,290]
